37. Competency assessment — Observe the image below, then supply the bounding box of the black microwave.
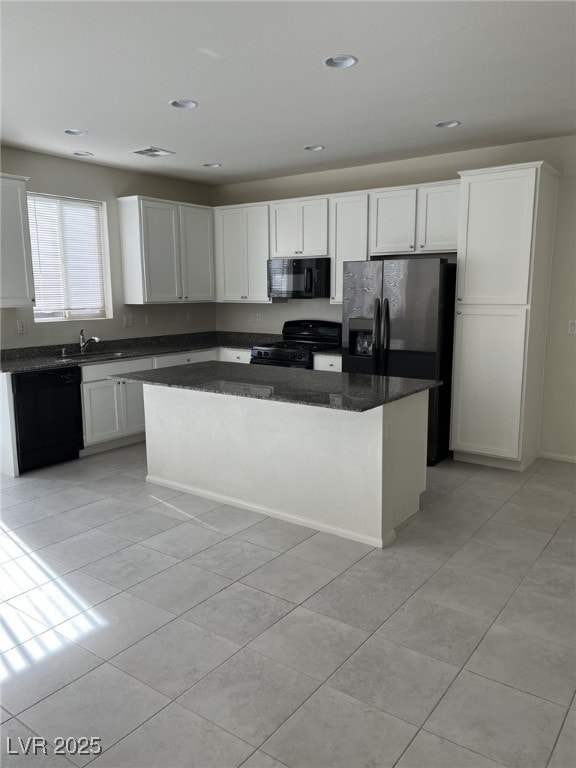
[267,257,331,299]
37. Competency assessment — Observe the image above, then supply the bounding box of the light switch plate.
[568,321,576,335]
[17,319,27,334]
[123,314,134,328]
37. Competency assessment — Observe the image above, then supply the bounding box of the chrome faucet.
[79,328,100,354]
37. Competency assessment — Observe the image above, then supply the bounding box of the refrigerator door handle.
[373,298,381,374]
[381,298,390,375]
[304,268,313,294]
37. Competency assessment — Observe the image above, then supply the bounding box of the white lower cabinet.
[218,348,251,364]
[82,358,152,445]
[451,306,526,459]
[153,349,217,368]
[313,354,342,372]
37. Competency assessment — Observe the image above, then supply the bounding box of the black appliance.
[342,256,456,465]
[12,366,84,473]
[267,257,331,299]
[250,319,342,368]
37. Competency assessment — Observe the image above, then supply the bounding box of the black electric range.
[250,320,342,369]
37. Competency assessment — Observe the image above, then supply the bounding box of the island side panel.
[381,390,428,529]
[143,385,427,547]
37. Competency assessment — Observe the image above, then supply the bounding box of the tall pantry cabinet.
[450,162,560,470]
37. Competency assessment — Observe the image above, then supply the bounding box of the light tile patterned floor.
[0,444,574,768]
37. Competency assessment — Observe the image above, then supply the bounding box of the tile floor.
[0,444,574,768]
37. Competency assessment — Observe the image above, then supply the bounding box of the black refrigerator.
[342,255,456,465]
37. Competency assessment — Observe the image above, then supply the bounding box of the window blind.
[27,193,107,320]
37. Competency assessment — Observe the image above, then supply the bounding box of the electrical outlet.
[123,314,134,328]
[17,319,27,334]
[255,312,262,322]
[186,312,192,323]
[145,314,153,326]
[249,312,256,322]
[568,321,576,335]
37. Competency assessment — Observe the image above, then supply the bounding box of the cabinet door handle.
[408,244,414,249]
[456,311,462,315]
[295,250,303,254]
[419,244,424,249]
[457,297,462,302]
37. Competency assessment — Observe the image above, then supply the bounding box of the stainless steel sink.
[61,351,127,362]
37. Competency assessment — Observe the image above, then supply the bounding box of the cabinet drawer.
[313,354,342,372]
[153,349,217,368]
[218,348,251,364]
[81,357,153,382]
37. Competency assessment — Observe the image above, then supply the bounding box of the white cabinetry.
[329,194,368,304]
[214,205,270,303]
[269,198,328,257]
[82,358,152,445]
[218,348,251,364]
[119,196,214,304]
[0,174,35,308]
[450,162,560,469]
[451,307,526,459]
[313,354,342,372]
[369,181,459,255]
[153,349,217,368]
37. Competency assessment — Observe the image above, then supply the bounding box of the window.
[27,193,111,321]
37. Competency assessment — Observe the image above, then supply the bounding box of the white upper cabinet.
[456,166,537,304]
[0,174,35,308]
[369,187,417,254]
[269,198,328,257]
[416,182,460,252]
[214,204,271,302]
[329,193,368,304]
[119,196,214,304]
[180,204,215,301]
[369,181,459,255]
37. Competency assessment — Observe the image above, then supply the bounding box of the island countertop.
[111,360,439,413]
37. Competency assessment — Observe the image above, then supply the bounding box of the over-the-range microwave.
[267,257,331,299]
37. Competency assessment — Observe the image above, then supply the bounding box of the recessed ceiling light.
[303,145,325,152]
[169,99,199,109]
[64,129,88,136]
[73,151,94,157]
[202,163,222,168]
[435,120,461,128]
[323,54,358,69]
[133,146,175,158]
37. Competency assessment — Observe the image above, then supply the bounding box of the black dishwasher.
[12,367,84,473]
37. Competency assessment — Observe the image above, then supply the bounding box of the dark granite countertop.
[111,361,439,412]
[0,331,285,373]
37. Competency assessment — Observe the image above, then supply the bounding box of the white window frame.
[27,192,113,322]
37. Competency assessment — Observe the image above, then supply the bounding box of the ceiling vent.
[133,146,175,158]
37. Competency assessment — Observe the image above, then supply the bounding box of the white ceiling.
[2,1,575,185]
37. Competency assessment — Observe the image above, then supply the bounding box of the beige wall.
[2,137,574,460]
[0,146,216,349]
[213,135,576,461]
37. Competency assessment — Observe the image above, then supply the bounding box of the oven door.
[267,258,330,299]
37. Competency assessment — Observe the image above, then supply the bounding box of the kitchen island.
[112,362,438,548]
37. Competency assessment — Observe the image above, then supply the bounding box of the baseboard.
[80,433,145,457]
[146,472,395,549]
[539,451,576,464]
